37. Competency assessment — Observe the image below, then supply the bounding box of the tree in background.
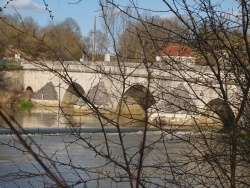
[41,17,85,61]
[117,15,186,62]
[0,0,250,188]
[84,29,107,60]
[0,13,85,61]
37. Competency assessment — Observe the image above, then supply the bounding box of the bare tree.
[105,0,250,187]
[84,29,107,59]
[1,0,250,188]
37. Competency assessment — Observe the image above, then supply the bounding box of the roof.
[159,46,194,57]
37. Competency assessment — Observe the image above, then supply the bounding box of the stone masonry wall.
[1,70,24,90]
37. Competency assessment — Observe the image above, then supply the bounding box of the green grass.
[18,100,33,111]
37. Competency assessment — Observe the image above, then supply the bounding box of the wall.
[1,70,24,90]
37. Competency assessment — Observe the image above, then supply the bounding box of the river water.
[0,107,250,187]
[0,107,147,129]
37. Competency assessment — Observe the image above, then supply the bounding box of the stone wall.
[1,70,24,90]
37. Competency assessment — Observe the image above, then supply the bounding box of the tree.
[0,12,85,60]
[106,1,250,187]
[118,14,192,62]
[1,0,250,188]
[84,29,106,60]
[42,18,85,60]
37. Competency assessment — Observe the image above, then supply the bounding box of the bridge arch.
[61,82,85,107]
[119,84,156,115]
[25,86,33,93]
[24,86,34,100]
[202,98,235,128]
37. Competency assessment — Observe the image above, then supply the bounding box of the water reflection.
[0,107,146,128]
[0,107,58,128]
[61,107,146,127]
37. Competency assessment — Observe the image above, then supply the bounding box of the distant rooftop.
[159,46,194,57]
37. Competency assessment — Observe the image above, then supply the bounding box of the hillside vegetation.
[0,14,85,61]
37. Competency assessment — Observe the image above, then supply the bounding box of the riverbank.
[0,89,32,108]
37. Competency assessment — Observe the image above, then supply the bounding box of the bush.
[0,59,22,70]
[18,100,33,111]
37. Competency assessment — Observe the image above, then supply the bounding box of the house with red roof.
[156,46,195,64]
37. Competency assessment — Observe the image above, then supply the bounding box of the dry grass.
[0,89,32,107]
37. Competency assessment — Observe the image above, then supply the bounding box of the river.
[0,107,250,187]
[0,106,148,129]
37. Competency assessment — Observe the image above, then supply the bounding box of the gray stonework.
[158,83,196,113]
[76,81,112,108]
[32,82,58,101]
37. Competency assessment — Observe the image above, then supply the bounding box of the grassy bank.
[0,89,32,109]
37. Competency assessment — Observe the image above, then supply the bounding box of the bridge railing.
[22,60,236,85]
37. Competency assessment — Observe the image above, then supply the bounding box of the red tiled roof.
[159,46,194,57]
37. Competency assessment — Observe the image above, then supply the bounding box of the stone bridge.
[21,60,237,125]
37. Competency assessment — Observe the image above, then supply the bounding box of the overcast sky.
[0,0,238,37]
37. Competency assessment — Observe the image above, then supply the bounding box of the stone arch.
[119,84,156,115]
[62,83,85,107]
[203,98,235,128]
[25,86,33,93]
[24,86,34,101]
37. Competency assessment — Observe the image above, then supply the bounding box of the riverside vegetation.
[0,89,32,109]
[0,60,32,110]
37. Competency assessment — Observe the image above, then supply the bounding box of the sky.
[0,0,238,37]
[1,0,101,36]
[0,0,169,37]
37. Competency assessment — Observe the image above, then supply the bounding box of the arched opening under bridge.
[62,83,85,107]
[201,98,235,130]
[25,86,33,94]
[25,86,34,100]
[117,85,156,126]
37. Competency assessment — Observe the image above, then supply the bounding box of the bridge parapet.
[22,60,140,75]
[22,60,238,86]
[22,60,220,80]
